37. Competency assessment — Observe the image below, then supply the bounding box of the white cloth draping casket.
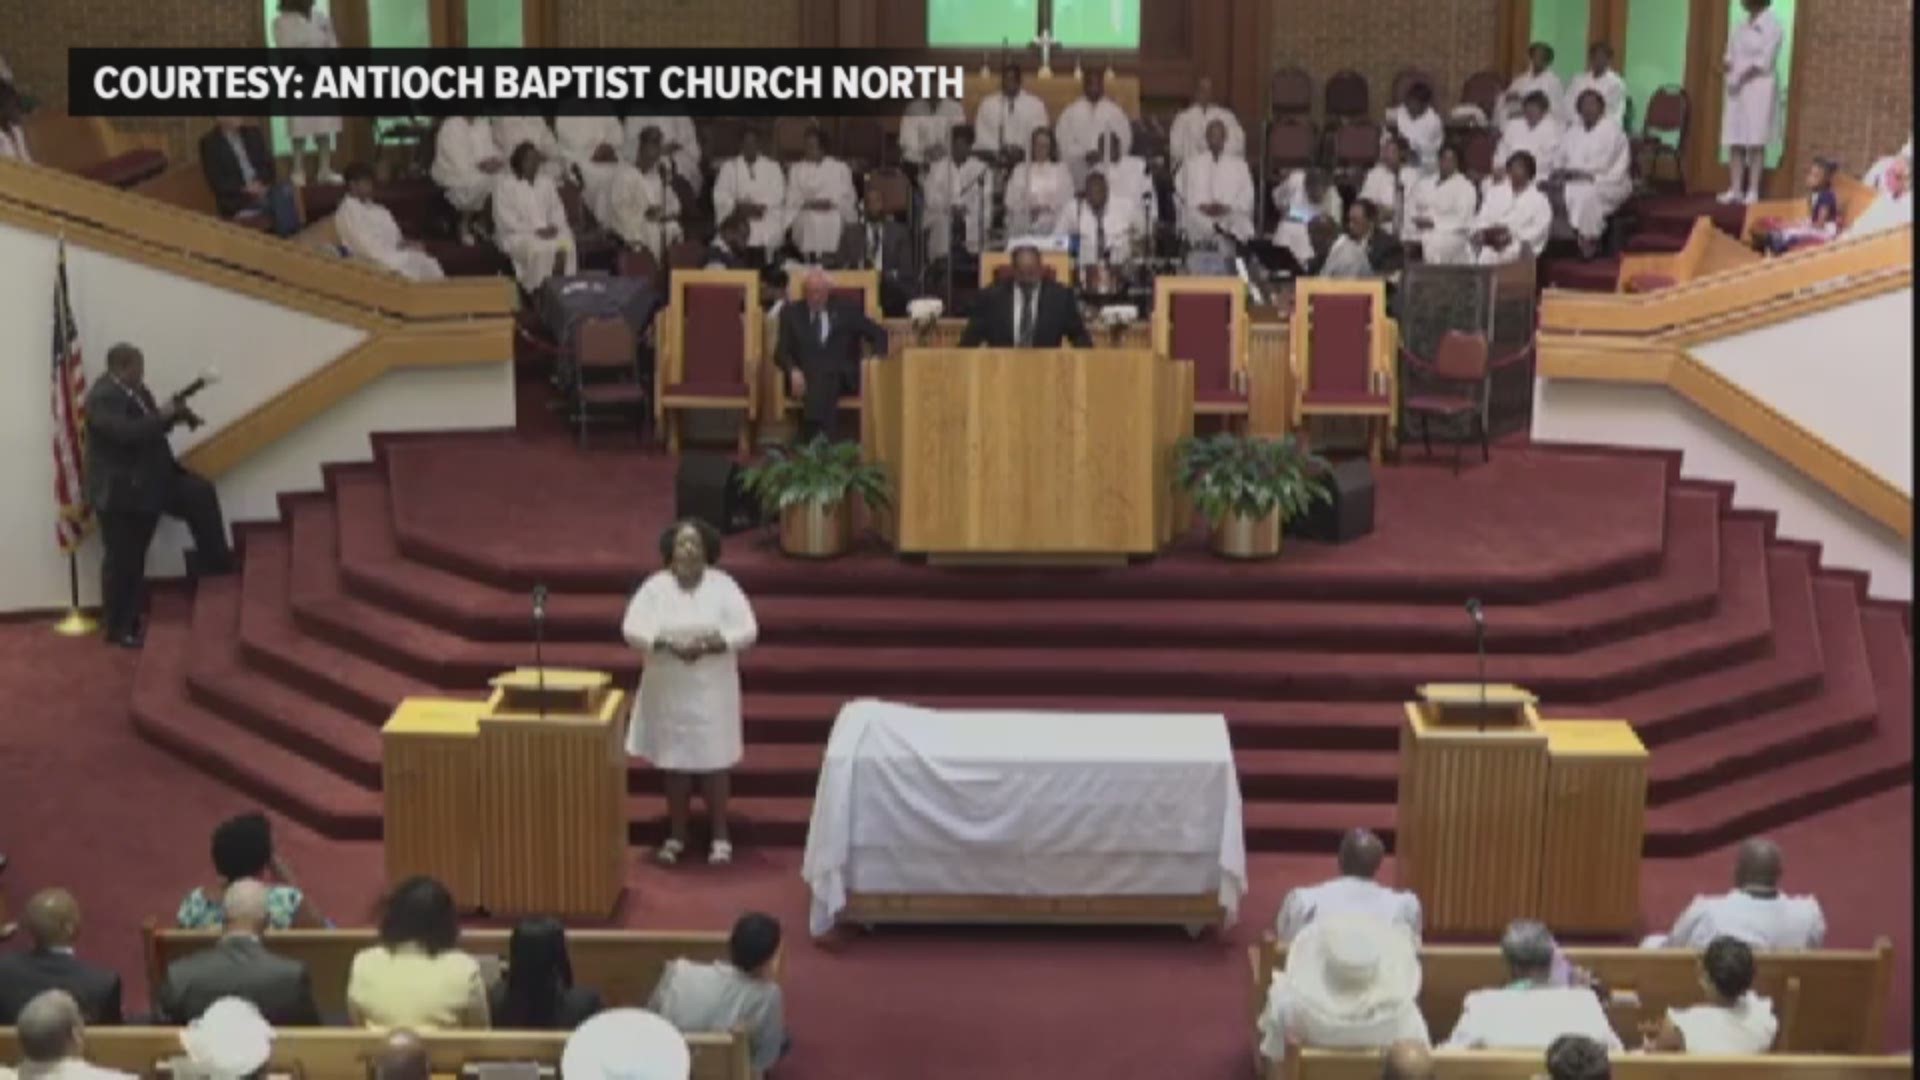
[801,699,1249,937]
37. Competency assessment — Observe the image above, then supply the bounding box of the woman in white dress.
[270,0,343,185]
[1005,127,1075,237]
[1502,42,1565,125]
[431,116,505,243]
[784,126,857,261]
[1406,143,1479,265]
[1271,167,1344,267]
[1471,150,1552,266]
[1491,91,1564,189]
[606,125,681,262]
[491,142,577,294]
[1721,0,1785,205]
[1383,82,1443,173]
[1359,135,1420,236]
[335,163,446,281]
[1257,914,1430,1070]
[1559,89,1633,258]
[622,520,760,866]
[1641,937,1778,1053]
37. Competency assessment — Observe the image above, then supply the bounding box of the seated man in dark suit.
[959,244,1092,348]
[0,889,122,1025]
[198,117,302,236]
[704,209,752,270]
[774,267,890,443]
[156,879,320,1026]
[835,185,915,316]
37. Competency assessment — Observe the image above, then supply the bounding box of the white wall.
[0,221,515,612]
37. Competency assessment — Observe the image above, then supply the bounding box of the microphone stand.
[532,584,549,724]
[1467,597,1487,731]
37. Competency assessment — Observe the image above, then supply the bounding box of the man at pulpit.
[773,268,890,442]
[959,245,1092,349]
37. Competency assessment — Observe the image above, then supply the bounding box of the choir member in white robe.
[975,64,1051,163]
[1491,93,1564,183]
[711,128,787,253]
[492,143,577,293]
[1720,0,1784,204]
[554,114,626,227]
[1054,172,1144,268]
[430,116,506,229]
[1445,921,1624,1051]
[1177,120,1256,245]
[606,126,682,262]
[1095,136,1154,215]
[1005,127,1076,237]
[1471,152,1552,266]
[1406,144,1479,264]
[922,125,992,259]
[271,0,342,184]
[784,127,856,259]
[1643,938,1779,1055]
[1865,137,1913,196]
[623,520,758,867]
[1271,168,1344,265]
[1257,915,1430,1070]
[1564,43,1628,127]
[1055,69,1133,191]
[1276,830,1422,943]
[1168,76,1245,170]
[1643,839,1827,950]
[1502,42,1566,125]
[491,116,566,181]
[334,164,446,281]
[1559,91,1633,256]
[1383,82,1443,172]
[634,115,702,195]
[0,84,30,163]
[900,98,968,167]
[1359,136,1421,236]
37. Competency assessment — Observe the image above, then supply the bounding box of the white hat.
[560,1009,690,1080]
[179,997,275,1078]
[1280,914,1422,1025]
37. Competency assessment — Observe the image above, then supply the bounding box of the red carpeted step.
[623,794,813,847]
[1542,257,1621,292]
[1243,800,1396,853]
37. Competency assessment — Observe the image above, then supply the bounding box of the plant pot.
[779,500,850,558]
[1210,509,1283,560]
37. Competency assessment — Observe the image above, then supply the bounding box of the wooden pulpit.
[1537,719,1648,934]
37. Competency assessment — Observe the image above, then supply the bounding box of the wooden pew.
[1616,217,1761,292]
[19,110,169,187]
[1247,937,1894,1057]
[1742,173,1879,244]
[1278,1048,1914,1080]
[0,1026,753,1080]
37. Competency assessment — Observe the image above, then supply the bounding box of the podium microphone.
[1465,597,1487,728]
[532,584,549,722]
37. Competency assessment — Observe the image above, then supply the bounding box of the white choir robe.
[491,117,566,181]
[1643,889,1826,950]
[1385,105,1445,171]
[1359,163,1421,233]
[900,99,967,166]
[1055,96,1133,189]
[1054,196,1144,267]
[1472,181,1553,266]
[1406,172,1480,264]
[1275,877,1423,943]
[1168,104,1245,170]
[1667,996,1779,1054]
[621,568,758,773]
[1559,117,1632,241]
[606,164,682,261]
[1005,161,1076,236]
[713,155,788,250]
[432,117,502,213]
[1564,69,1628,126]
[334,194,445,282]
[785,156,856,256]
[973,90,1050,157]
[633,115,703,194]
[1492,115,1565,178]
[1176,152,1255,243]
[922,156,992,258]
[1270,169,1344,264]
[554,116,626,226]
[1722,7,1783,148]
[271,11,342,140]
[491,173,578,292]
[0,123,30,163]
[1098,155,1157,233]
[1501,68,1565,124]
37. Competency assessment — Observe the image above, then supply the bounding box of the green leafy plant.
[738,436,892,513]
[1172,432,1333,524]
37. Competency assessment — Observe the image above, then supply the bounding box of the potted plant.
[738,436,891,558]
[1172,432,1332,559]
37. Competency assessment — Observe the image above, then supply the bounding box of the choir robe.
[1098,154,1154,215]
[1270,169,1344,264]
[1559,116,1632,241]
[1175,151,1255,243]
[1053,195,1144,267]
[1501,67,1565,124]
[271,11,342,140]
[606,163,681,261]
[1472,181,1552,266]
[334,194,446,282]
[921,155,992,258]
[900,99,968,166]
[785,156,857,257]
[492,173,578,292]
[1492,115,1565,177]
[1385,105,1445,171]
[1359,163,1422,233]
[1564,68,1628,126]
[554,115,626,226]
[490,117,566,180]
[1722,7,1783,148]
[713,154,788,251]
[1005,161,1076,237]
[973,90,1050,157]
[1406,171,1479,264]
[1168,103,1245,170]
[1056,96,1133,189]
[431,117,502,213]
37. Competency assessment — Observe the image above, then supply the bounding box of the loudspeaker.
[674,454,758,535]
[1294,458,1375,543]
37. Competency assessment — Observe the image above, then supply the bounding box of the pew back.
[1278,1048,1914,1080]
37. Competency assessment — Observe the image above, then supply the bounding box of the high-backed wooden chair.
[1269,66,1314,119]
[1458,71,1505,121]
[569,315,646,447]
[656,269,761,454]
[978,250,1072,289]
[770,269,881,426]
[1290,279,1398,462]
[1153,277,1250,426]
[1390,68,1437,109]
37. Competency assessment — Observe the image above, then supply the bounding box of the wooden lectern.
[1537,719,1648,934]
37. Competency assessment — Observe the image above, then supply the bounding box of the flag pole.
[52,549,96,636]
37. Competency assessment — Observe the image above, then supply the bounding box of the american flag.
[51,239,91,553]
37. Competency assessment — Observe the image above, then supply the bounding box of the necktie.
[1018,287,1037,347]
[815,309,828,345]
[869,225,880,270]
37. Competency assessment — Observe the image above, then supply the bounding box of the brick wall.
[1268,0,1505,120]
[1789,0,1912,183]
[554,0,802,48]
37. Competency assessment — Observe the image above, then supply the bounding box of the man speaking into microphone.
[85,343,232,649]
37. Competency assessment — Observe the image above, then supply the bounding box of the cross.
[1032,27,1058,76]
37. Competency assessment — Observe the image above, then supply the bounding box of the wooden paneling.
[1537,720,1647,934]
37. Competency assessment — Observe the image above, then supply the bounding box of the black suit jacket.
[774,298,890,378]
[835,219,914,283]
[198,125,276,218]
[156,936,320,1027]
[487,982,605,1030]
[959,280,1093,348]
[84,378,185,515]
[0,950,123,1025]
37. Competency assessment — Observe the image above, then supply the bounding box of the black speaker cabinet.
[674,454,757,535]
[1294,458,1376,543]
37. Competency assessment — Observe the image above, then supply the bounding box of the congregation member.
[198,118,302,237]
[334,164,447,281]
[785,127,857,262]
[0,83,31,162]
[773,269,890,440]
[1319,199,1404,279]
[704,211,753,270]
[974,63,1049,163]
[176,997,276,1079]
[1565,42,1627,127]
[1380,1040,1434,1080]
[8,990,131,1080]
[649,912,789,1076]
[1093,133,1154,222]
[1383,82,1443,172]
[430,116,506,244]
[642,114,702,195]
[838,185,915,312]
[370,1030,431,1080]
[921,124,991,260]
[1865,137,1913,196]
[1558,89,1633,258]
[959,244,1092,348]
[1493,91,1564,182]
[492,142,577,294]
[1169,76,1245,170]
[623,520,762,867]
[1470,151,1551,266]
[1750,157,1841,254]
[1256,914,1430,1071]
[179,811,325,931]
[712,128,787,254]
[1056,68,1133,189]
[1849,157,1912,236]
[1720,0,1785,205]
[490,917,604,1030]
[1645,838,1826,949]
[1444,919,1622,1051]
[491,115,564,180]
[156,880,320,1025]
[606,125,682,263]
[1055,171,1143,268]
[1176,118,1256,245]
[900,97,968,168]
[346,876,489,1030]
[0,891,120,1026]
[560,1009,692,1080]
[1359,135,1420,236]
[1271,167,1344,266]
[1005,127,1075,237]
[553,113,626,226]
[1502,42,1565,124]
[269,0,342,185]
[1545,1034,1612,1079]
[1276,829,1422,942]
[1641,936,1778,1053]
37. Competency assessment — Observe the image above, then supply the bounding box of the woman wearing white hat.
[1256,913,1430,1068]
[561,1009,690,1080]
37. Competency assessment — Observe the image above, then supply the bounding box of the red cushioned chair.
[1400,330,1492,473]
[1323,70,1371,128]
[569,315,647,448]
[1330,122,1383,176]
[1458,71,1505,122]
[656,269,761,454]
[773,270,881,433]
[1391,69,1437,111]
[1291,279,1398,463]
[1153,277,1250,427]
[1636,86,1690,192]
[1270,66,1314,119]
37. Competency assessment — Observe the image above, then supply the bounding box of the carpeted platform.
[1540,191,1755,292]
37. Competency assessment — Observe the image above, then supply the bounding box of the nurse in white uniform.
[1471,150,1552,266]
[271,0,343,185]
[623,520,759,867]
[1559,89,1633,257]
[1721,0,1785,204]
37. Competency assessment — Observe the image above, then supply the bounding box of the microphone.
[1465,597,1488,727]
[170,367,220,431]
[532,584,549,722]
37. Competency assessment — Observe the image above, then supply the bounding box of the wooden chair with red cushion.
[1458,71,1505,121]
[656,269,762,455]
[1269,66,1314,119]
[569,315,646,447]
[1400,330,1493,473]
[1290,279,1399,463]
[1153,277,1250,427]
[772,270,881,431]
